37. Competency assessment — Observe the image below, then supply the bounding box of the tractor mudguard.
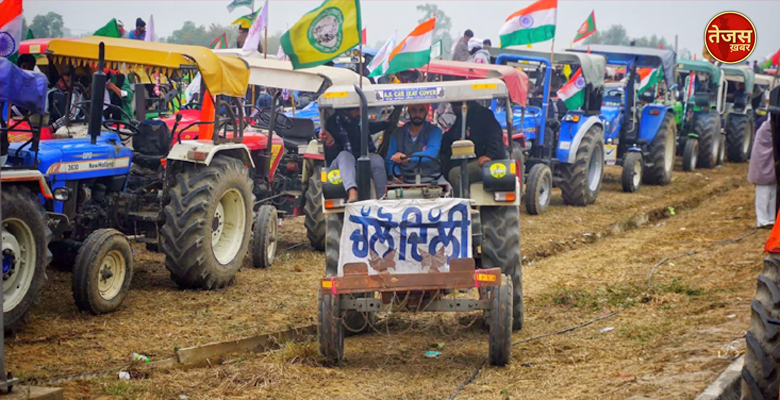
[638,105,673,143]
[303,139,324,161]
[628,147,642,153]
[556,115,603,164]
[599,106,622,141]
[469,181,521,207]
[167,141,255,168]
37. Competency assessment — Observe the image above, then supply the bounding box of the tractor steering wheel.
[259,109,294,131]
[103,119,141,138]
[606,88,623,98]
[390,154,443,184]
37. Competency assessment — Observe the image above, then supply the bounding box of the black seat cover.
[133,120,171,169]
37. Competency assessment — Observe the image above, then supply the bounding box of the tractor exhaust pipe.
[87,42,107,145]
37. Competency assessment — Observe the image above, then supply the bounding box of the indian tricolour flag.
[367,29,397,75]
[0,0,23,59]
[368,17,434,78]
[499,0,557,48]
[557,68,586,110]
[637,67,662,94]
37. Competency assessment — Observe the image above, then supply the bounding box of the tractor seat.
[132,120,171,169]
[733,95,747,113]
[694,92,711,108]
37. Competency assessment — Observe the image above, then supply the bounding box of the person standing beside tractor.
[748,116,776,228]
[128,18,146,40]
[441,101,507,196]
[321,108,390,202]
[385,103,443,181]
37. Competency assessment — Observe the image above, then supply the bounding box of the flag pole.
[264,28,268,59]
[359,41,364,89]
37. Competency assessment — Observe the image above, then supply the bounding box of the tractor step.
[127,211,160,222]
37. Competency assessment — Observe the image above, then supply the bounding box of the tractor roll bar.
[87,42,107,145]
[355,84,371,201]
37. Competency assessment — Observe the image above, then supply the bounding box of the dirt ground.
[8,162,765,399]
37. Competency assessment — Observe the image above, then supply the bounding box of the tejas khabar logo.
[704,11,756,64]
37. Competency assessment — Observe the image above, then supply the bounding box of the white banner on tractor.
[339,199,472,276]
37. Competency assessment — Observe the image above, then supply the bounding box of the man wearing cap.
[128,18,146,40]
[451,29,473,62]
[116,20,129,39]
[385,104,442,182]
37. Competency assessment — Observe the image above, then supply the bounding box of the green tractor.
[721,66,755,162]
[674,60,726,171]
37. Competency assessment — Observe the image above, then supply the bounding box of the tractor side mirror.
[176,113,183,122]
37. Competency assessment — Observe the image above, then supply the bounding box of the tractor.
[570,45,678,193]
[0,58,53,331]
[674,59,726,171]
[6,37,255,314]
[721,66,755,162]
[487,48,607,212]
[316,77,524,366]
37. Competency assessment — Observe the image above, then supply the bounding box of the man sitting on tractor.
[385,103,443,183]
[321,108,390,202]
[441,101,507,196]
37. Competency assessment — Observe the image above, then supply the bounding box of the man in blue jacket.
[385,104,442,182]
[321,108,390,202]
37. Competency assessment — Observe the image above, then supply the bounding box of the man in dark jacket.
[441,101,507,196]
[321,108,390,202]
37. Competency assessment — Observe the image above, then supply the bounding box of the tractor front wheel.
[2,185,51,331]
[72,229,133,314]
[252,205,278,269]
[318,292,344,364]
[488,274,513,366]
[525,164,552,215]
[726,114,752,162]
[644,112,676,185]
[162,155,254,289]
[481,206,523,330]
[621,152,643,193]
[682,139,699,172]
[695,112,720,169]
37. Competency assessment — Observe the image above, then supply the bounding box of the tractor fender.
[303,139,324,161]
[628,147,643,153]
[1,169,52,199]
[557,116,603,164]
[469,180,521,207]
[638,105,674,143]
[167,141,255,168]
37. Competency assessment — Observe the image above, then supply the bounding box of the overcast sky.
[24,0,780,62]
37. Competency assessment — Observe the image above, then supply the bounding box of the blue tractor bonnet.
[0,57,48,114]
[571,45,676,87]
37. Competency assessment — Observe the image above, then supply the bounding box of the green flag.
[94,18,121,38]
[26,28,33,40]
[280,0,362,69]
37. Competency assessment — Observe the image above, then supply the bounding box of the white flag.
[144,15,154,42]
[367,29,397,74]
[227,0,254,13]
[242,0,268,52]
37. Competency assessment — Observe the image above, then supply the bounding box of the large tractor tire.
[72,229,133,314]
[325,213,374,333]
[726,113,753,163]
[481,206,523,331]
[2,185,51,331]
[695,112,720,169]
[741,255,780,399]
[161,155,254,289]
[525,164,552,215]
[643,112,676,185]
[560,125,604,206]
[304,165,326,252]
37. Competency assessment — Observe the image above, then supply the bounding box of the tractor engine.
[72,183,121,242]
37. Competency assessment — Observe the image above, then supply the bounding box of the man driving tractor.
[385,103,443,182]
[321,108,390,203]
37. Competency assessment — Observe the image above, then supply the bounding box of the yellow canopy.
[46,36,249,97]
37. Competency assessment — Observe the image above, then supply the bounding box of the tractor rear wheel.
[621,152,643,193]
[481,206,523,330]
[560,125,604,206]
[2,185,51,331]
[72,229,133,314]
[252,205,278,269]
[488,274,513,366]
[741,255,780,399]
[304,165,325,252]
[726,113,752,162]
[682,139,699,172]
[161,155,254,289]
[644,112,676,185]
[525,164,552,215]
[695,112,719,169]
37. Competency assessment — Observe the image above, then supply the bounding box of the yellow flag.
[563,64,572,79]
[280,0,362,69]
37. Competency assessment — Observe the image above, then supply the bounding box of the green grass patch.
[543,278,705,311]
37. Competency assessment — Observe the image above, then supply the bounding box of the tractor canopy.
[0,58,48,114]
[421,60,528,106]
[494,47,607,88]
[19,38,76,55]
[47,37,250,97]
[753,73,775,90]
[226,55,370,93]
[317,79,509,110]
[721,66,755,93]
[675,60,721,83]
[570,45,676,87]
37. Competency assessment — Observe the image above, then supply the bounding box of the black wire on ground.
[448,311,620,400]
[647,227,758,287]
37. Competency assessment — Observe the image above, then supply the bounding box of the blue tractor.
[489,48,608,214]
[570,45,678,193]
[6,38,256,314]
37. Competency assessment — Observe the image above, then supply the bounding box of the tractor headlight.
[563,114,581,123]
[53,187,71,201]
